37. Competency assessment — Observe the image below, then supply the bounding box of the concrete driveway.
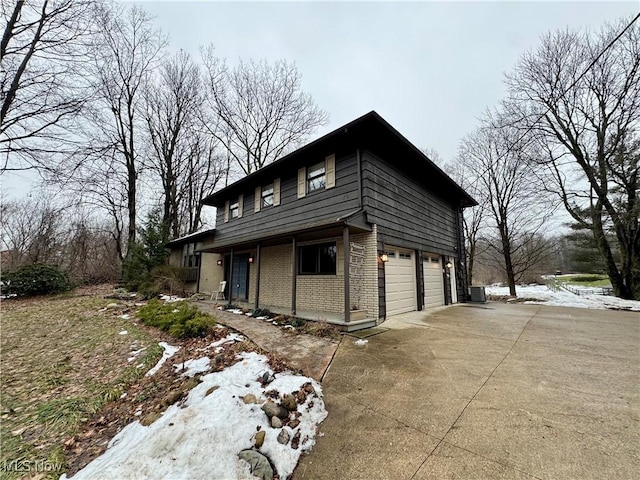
[294,303,639,479]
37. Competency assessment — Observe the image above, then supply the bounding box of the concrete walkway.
[197,302,339,381]
[294,302,640,479]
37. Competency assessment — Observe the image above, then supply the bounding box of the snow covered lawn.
[486,284,640,311]
[63,335,327,480]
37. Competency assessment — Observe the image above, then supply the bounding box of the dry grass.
[0,294,162,479]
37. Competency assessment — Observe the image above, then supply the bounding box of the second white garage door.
[385,248,417,316]
[423,254,445,308]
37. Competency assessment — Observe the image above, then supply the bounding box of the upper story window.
[254,179,280,213]
[298,154,335,199]
[307,162,326,193]
[230,200,239,218]
[261,184,274,207]
[224,194,244,222]
[299,242,337,275]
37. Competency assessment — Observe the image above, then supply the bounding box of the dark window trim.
[298,242,337,275]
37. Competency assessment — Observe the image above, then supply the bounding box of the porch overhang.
[198,210,371,253]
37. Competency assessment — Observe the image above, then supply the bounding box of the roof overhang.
[199,211,371,253]
[165,229,216,249]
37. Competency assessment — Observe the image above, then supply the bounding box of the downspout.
[254,243,261,309]
[227,249,234,306]
[343,225,351,324]
[357,148,363,209]
[196,252,202,293]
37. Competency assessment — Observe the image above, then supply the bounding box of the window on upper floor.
[224,195,244,222]
[299,242,337,275]
[255,179,280,213]
[298,154,335,198]
[230,200,239,218]
[307,162,326,193]
[261,184,274,207]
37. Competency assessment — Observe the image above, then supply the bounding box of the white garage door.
[423,254,445,309]
[385,248,417,316]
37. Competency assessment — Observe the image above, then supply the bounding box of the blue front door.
[230,254,249,300]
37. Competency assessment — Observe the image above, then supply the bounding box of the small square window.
[230,201,239,218]
[261,184,274,208]
[307,162,326,193]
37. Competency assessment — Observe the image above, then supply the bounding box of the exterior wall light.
[446,261,453,269]
[381,253,389,262]
[217,259,223,266]
[248,256,254,264]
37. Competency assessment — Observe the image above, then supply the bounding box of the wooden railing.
[180,267,199,283]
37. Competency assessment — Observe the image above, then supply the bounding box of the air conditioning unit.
[469,286,486,303]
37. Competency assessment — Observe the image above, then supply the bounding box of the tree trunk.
[499,222,517,296]
[126,158,136,259]
[468,242,475,286]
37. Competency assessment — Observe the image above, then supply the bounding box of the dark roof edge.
[165,228,216,248]
[368,112,477,207]
[202,110,477,208]
[202,111,380,206]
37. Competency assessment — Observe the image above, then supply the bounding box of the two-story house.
[168,111,476,331]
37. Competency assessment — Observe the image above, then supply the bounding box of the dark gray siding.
[362,151,459,256]
[214,152,360,245]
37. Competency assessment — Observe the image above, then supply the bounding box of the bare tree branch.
[201,47,328,175]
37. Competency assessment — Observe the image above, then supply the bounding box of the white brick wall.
[256,226,379,319]
[259,244,293,309]
[199,253,224,295]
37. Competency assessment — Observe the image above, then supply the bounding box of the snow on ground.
[486,284,640,311]
[159,294,184,303]
[145,342,180,376]
[63,342,327,480]
[174,357,210,377]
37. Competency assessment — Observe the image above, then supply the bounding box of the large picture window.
[307,162,326,193]
[299,242,337,275]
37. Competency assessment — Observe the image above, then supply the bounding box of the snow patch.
[62,351,327,480]
[174,357,210,377]
[486,285,640,311]
[159,294,183,303]
[145,342,180,376]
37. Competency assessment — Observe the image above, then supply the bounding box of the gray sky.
[137,0,638,162]
[3,0,638,200]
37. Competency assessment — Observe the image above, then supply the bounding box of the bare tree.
[505,16,640,299]
[144,50,225,239]
[1,195,121,281]
[1,195,66,268]
[177,133,226,234]
[460,113,556,295]
[1,0,95,173]
[201,47,329,175]
[444,159,488,286]
[79,3,166,259]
